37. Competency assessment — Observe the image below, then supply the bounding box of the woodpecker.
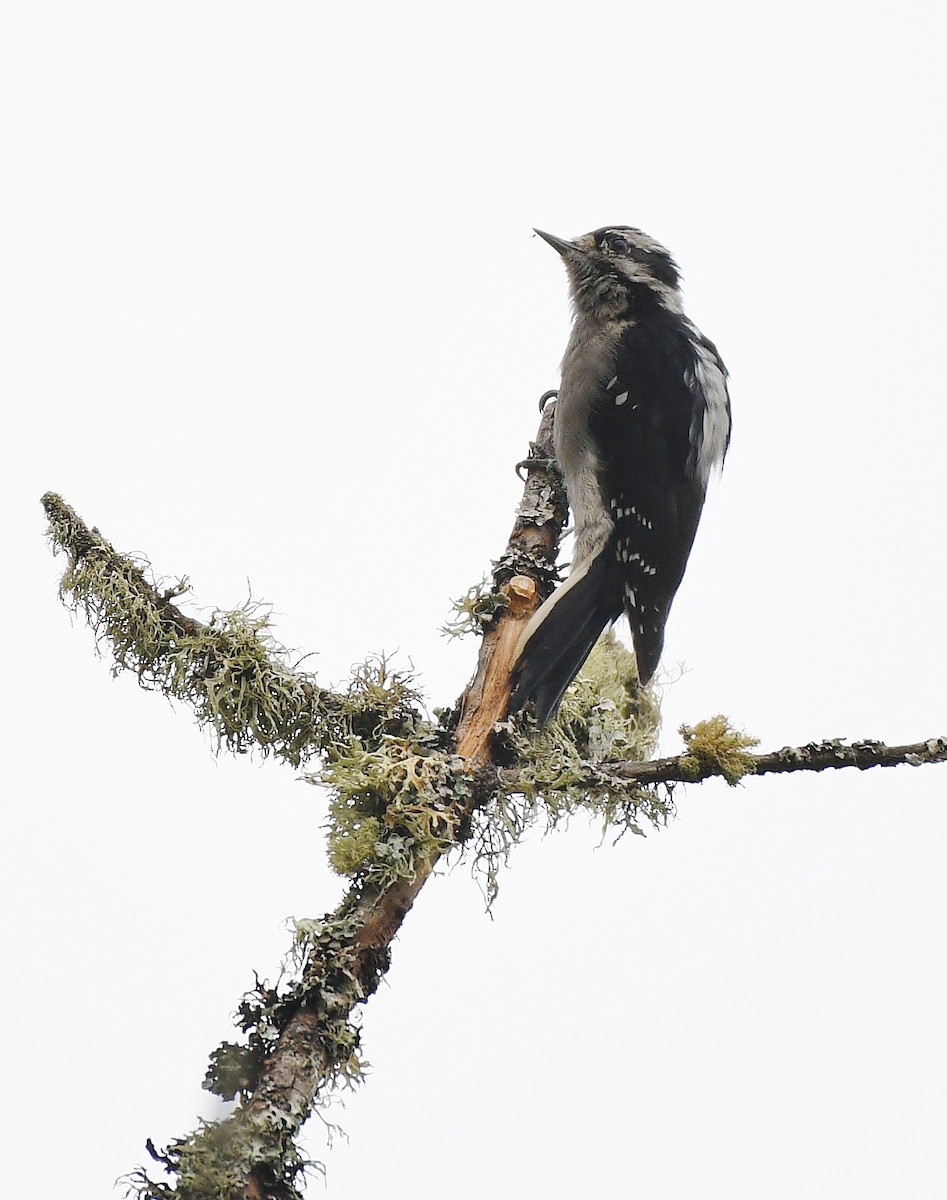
[509,226,731,724]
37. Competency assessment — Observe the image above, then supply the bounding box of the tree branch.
[44,400,946,1200]
[40,491,339,767]
[611,734,947,785]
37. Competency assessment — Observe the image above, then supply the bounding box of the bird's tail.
[508,549,623,725]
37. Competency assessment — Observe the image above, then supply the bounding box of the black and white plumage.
[509,225,731,724]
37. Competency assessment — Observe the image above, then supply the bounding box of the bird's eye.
[607,234,630,254]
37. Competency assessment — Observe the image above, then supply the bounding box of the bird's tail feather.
[509,550,622,725]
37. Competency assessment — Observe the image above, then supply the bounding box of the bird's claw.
[516,442,558,480]
[539,389,558,412]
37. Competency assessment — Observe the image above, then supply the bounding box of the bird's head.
[534,226,683,319]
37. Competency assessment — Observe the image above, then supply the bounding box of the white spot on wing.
[615,391,629,406]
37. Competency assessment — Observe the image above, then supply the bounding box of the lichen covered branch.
[41,492,338,767]
[44,405,947,1199]
[500,717,947,797]
[612,730,947,785]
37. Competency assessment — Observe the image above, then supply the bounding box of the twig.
[610,736,947,785]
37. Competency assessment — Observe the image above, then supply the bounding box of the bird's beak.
[533,228,583,256]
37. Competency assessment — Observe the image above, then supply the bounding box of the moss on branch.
[678,715,760,785]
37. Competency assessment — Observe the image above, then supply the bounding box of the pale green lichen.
[120,1115,317,1200]
[326,812,382,874]
[678,714,760,785]
[329,656,427,742]
[291,653,472,885]
[312,736,475,885]
[442,578,509,638]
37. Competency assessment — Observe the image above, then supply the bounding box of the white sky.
[3,2,947,1196]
